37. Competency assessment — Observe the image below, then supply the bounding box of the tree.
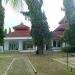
[5,0,51,54]
[0,0,4,46]
[9,27,11,33]
[24,0,51,54]
[63,0,75,46]
[4,29,7,36]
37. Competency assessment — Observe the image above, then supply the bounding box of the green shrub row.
[62,46,75,53]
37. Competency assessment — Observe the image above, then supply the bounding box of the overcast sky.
[4,0,65,31]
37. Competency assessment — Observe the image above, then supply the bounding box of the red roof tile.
[13,23,29,30]
[54,24,65,31]
[52,16,67,40]
[59,16,67,24]
[6,23,31,37]
[52,31,64,40]
[7,31,31,37]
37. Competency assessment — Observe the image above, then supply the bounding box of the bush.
[62,46,75,53]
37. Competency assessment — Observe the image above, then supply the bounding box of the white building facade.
[4,17,67,52]
[4,23,36,52]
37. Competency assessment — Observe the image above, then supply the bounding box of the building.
[4,23,36,52]
[51,16,67,51]
[4,17,67,52]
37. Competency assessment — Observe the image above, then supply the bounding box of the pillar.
[33,45,35,50]
[44,44,46,51]
[56,41,58,47]
[52,40,53,47]
[4,40,9,51]
[19,40,22,50]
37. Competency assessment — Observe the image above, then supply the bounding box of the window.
[9,41,19,50]
[53,40,56,47]
[57,42,61,47]
[23,41,33,50]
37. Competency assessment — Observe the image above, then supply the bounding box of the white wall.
[4,40,9,51]
[0,46,3,52]
[19,40,23,50]
[62,42,66,48]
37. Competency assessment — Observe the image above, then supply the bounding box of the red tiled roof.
[6,31,31,37]
[52,31,64,40]
[6,23,31,37]
[13,23,29,30]
[54,24,65,31]
[52,16,67,40]
[59,16,67,24]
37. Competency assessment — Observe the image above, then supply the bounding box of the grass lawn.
[28,52,75,75]
[0,52,75,75]
[0,53,35,75]
[7,58,35,75]
[0,54,13,75]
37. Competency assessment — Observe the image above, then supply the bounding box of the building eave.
[4,37,32,40]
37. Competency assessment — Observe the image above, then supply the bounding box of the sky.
[4,0,65,31]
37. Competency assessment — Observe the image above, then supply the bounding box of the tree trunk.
[36,45,44,55]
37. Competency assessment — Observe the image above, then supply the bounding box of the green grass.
[0,56,13,75]
[0,52,75,75]
[28,53,75,75]
[0,53,35,75]
[7,58,35,75]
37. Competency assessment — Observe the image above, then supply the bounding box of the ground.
[0,52,75,75]
[0,53,35,75]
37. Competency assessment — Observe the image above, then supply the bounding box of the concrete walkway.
[5,57,35,75]
[4,58,16,75]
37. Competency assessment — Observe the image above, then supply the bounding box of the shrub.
[62,46,75,53]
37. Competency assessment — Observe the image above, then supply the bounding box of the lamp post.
[67,49,69,69]
[61,7,69,69]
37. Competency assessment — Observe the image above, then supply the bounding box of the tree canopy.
[0,0,4,46]
[5,0,51,54]
[24,0,51,54]
[63,0,75,46]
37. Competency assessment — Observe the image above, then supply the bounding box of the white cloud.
[43,0,65,31]
[4,0,65,31]
[4,3,31,31]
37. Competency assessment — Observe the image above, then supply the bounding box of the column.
[43,44,46,54]
[33,45,35,50]
[19,40,22,50]
[52,40,53,47]
[4,40,9,51]
[56,41,58,47]
[33,45,37,51]
[44,44,46,51]
[0,46,3,52]
[62,42,66,48]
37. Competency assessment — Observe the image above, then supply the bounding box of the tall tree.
[4,29,7,36]
[9,27,11,33]
[0,0,4,46]
[5,0,51,54]
[24,0,51,54]
[63,0,75,46]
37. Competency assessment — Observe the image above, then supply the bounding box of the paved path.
[5,57,35,75]
[4,58,16,75]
